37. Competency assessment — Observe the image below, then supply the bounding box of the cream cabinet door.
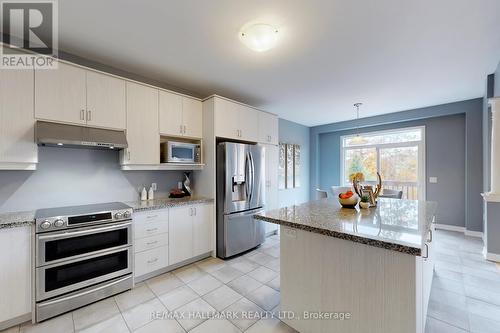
[35,62,87,125]
[159,90,183,136]
[192,204,213,256]
[169,206,193,265]
[86,71,126,130]
[214,98,239,140]
[0,68,37,167]
[182,97,202,138]
[264,144,279,234]
[238,105,259,142]
[259,112,279,145]
[123,82,159,165]
[0,226,31,323]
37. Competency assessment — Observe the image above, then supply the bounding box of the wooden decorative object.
[352,172,383,199]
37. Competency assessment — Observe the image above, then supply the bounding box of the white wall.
[0,147,186,213]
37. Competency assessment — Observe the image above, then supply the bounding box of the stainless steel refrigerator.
[216,142,266,258]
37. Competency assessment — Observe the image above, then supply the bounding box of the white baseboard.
[434,224,465,233]
[483,247,500,263]
[464,230,484,238]
[434,224,483,238]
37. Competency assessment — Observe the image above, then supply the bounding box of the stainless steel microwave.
[161,141,201,163]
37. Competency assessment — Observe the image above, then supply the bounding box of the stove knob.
[54,219,64,228]
[40,220,51,229]
[123,211,131,218]
[114,212,123,219]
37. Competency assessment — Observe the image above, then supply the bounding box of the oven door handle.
[38,275,132,307]
[37,222,132,240]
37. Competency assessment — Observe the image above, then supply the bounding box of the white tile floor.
[3,230,500,333]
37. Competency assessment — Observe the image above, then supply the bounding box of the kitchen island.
[254,198,437,333]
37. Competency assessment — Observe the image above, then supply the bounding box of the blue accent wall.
[278,119,310,207]
[310,98,484,231]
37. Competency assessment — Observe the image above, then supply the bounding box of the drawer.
[134,245,168,277]
[135,220,169,239]
[133,209,168,224]
[135,233,168,253]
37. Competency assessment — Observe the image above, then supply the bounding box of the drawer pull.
[146,241,158,246]
[146,215,158,219]
[146,228,159,232]
[147,258,158,264]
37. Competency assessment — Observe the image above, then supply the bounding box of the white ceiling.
[53,0,500,126]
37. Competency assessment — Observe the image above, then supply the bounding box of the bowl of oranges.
[338,190,359,208]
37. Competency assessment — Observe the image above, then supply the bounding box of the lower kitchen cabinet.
[0,226,31,325]
[135,246,169,277]
[169,203,213,266]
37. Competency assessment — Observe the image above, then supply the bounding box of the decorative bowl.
[338,194,359,208]
[359,201,370,209]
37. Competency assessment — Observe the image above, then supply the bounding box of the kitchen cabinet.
[259,112,279,145]
[421,227,434,323]
[159,91,202,138]
[86,71,126,130]
[0,226,31,324]
[35,62,87,125]
[214,97,259,142]
[133,209,169,279]
[122,82,159,165]
[0,68,38,170]
[169,206,194,265]
[264,144,279,234]
[35,62,127,130]
[192,204,213,256]
[169,203,213,265]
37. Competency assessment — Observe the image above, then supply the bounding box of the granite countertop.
[254,198,437,256]
[0,196,214,229]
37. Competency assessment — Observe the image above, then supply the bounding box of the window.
[341,127,425,200]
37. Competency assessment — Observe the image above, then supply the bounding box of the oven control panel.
[35,207,133,233]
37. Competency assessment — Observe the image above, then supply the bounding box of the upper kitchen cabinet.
[122,82,159,165]
[213,96,259,142]
[159,91,202,138]
[86,71,126,130]
[0,68,38,170]
[259,112,279,145]
[35,62,87,125]
[35,61,127,130]
[182,97,202,138]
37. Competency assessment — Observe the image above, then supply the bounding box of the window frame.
[340,125,426,200]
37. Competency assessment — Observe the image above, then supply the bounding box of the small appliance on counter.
[169,172,192,198]
[33,202,133,322]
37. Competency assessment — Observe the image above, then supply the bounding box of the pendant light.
[354,103,363,138]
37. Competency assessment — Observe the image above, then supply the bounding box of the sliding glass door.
[341,126,425,200]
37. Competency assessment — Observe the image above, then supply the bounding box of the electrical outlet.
[429,177,438,184]
[151,183,157,191]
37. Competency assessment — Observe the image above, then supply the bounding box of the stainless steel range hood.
[36,121,128,150]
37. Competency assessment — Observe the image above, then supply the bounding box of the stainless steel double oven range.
[33,202,134,322]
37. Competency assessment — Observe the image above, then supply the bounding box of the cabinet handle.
[86,110,92,121]
[180,125,183,134]
[422,243,429,259]
[183,125,187,134]
[127,150,131,161]
[427,229,432,242]
[146,228,158,232]
[194,207,197,216]
[146,215,158,219]
[80,109,85,120]
[146,240,158,246]
[147,258,158,264]
[189,208,193,216]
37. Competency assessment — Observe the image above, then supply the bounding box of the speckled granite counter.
[124,196,214,212]
[0,196,213,229]
[254,198,437,256]
[0,210,36,229]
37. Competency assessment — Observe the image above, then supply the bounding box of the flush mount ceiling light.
[239,23,279,52]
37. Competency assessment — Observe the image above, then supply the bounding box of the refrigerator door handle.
[249,151,255,202]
